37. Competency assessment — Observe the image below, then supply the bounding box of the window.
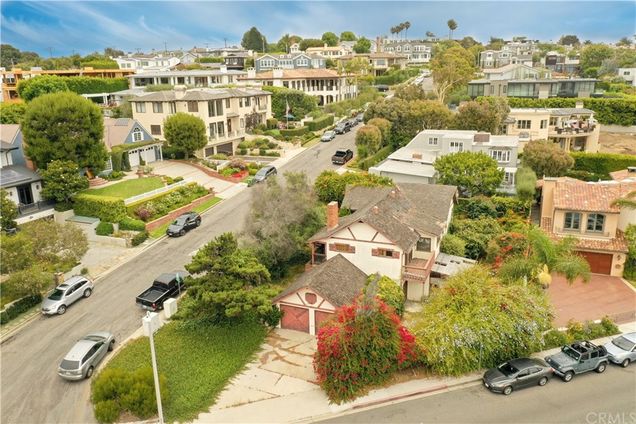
[239,97,244,107]
[150,125,161,136]
[168,102,176,114]
[428,137,438,145]
[550,117,558,126]
[217,121,225,137]
[240,118,245,128]
[372,248,399,258]
[245,97,251,107]
[225,99,230,108]
[132,127,143,142]
[449,141,463,153]
[187,101,198,113]
[503,171,515,185]
[540,119,548,129]
[416,237,431,252]
[490,150,511,162]
[152,102,163,113]
[208,100,223,117]
[209,122,216,137]
[516,120,531,129]
[564,212,581,230]
[135,102,146,113]
[586,214,605,232]
[330,243,355,253]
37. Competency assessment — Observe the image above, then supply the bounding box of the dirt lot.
[599,131,636,155]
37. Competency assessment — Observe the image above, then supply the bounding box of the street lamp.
[142,312,164,424]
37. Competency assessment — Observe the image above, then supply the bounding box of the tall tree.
[241,26,267,52]
[430,45,476,103]
[515,167,537,204]
[616,37,633,47]
[521,140,574,177]
[447,19,458,40]
[460,36,479,49]
[355,125,382,158]
[163,112,207,160]
[0,44,23,68]
[40,160,89,205]
[22,92,107,172]
[299,38,324,51]
[17,75,69,102]
[452,97,509,134]
[321,32,339,47]
[0,189,18,230]
[276,34,302,52]
[487,37,504,50]
[434,151,504,197]
[426,31,436,38]
[340,31,357,41]
[103,47,124,57]
[580,44,614,71]
[353,37,372,54]
[558,35,580,46]
[404,21,411,39]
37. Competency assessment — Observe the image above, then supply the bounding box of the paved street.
[323,366,636,424]
[0,130,356,424]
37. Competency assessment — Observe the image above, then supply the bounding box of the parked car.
[334,121,351,134]
[332,149,354,165]
[544,341,609,382]
[166,212,201,237]
[250,165,277,185]
[321,130,336,142]
[41,276,94,316]
[58,332,115,380]
[604,332,636,368]
[348,119,358,127]
[136,271,189,311]
[375,84,390,92]
[356,113,364,123]
[483,358,553,395]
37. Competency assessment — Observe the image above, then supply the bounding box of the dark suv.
[334,121,351,134]
[166,212,201,237]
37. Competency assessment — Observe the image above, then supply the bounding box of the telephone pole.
[164,41,168,55]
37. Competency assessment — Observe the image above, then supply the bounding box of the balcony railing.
[555,227,611,238]
[402,257,434,282]
[17,199,55,216]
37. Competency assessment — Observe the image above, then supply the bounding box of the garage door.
[578,251,613,275]
[314,310,334,332]
[280,305,309,333]
[216,142,234,155]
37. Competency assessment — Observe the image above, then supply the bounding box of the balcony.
[549,124,596,137]
[555,227,611,238]
[402,257,434,282]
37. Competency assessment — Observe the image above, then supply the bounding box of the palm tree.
[390,26,397,39]
[404,21,411,40]
[426,31,435,38]
[447,19,458,40]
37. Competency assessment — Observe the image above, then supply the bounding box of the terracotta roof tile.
[553,178,636,213]
[549,230,629,253]
[610,169,636,182]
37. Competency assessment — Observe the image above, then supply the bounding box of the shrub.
[127,183,208,221]
[74,194,128,222]
[0,294,42,325]
[371,275,405,316]
[440,234,466,256]
[131,231,149,246]
[280,126,309,137]
[266,118,278,129]
[314,170,393,204]
[462,196,498,219]
[94,400,120,424]
[96,222,114,236]
[228,158,247,170]
[541,317,620,350]
[239,148,248,155]
[307,115,334,131]
[105,171,124,181]
[118,217,147,231]
[450,217,504,260]
[570,152,636,179]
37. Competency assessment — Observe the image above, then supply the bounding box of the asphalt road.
[323,366,636,424]
[0,129,357,424]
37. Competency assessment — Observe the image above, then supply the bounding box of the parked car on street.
[166,212,201,237]
[604,332,636,368]
[58,332,115,380]
[332,149,354,165]
[483,358,553,395]
[334,121,351,134]
[348,119,358,127]
[135,271,189,311]
[250,165,277,185]
[321,130,336,142]
[545,341,609,382]
[356,113,364,123]
[375,84,390,92]
[41,276,94,316]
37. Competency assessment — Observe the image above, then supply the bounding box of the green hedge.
[357,145,393,171]
[502,97,636,126]
[96,222,114,236]
[570,152,636,178]
[0,294,42,325]
[374,68,420,86]
[74,194,128,222]
[65,76,129,95]
[280,126,309,137]
[307,115,335,131]
[266,118,278,129]
[132,231,149,246]
[118,217,147,231]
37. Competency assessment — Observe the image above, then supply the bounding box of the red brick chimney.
[327,201,339,229]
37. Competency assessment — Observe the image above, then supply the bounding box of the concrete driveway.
[548,274,636,327]
[151,160,235,194]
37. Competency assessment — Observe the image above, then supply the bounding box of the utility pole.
[164,41,168,55]
[143,312,164,424]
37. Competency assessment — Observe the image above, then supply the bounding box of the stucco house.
[102,118,163,171]
[255,53,325,72]
[307,183,457,302]
[540,177,636,277]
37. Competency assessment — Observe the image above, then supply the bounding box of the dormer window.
[132,127,143,142]
[586,214,605,233]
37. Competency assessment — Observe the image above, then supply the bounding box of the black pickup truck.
[332,149,353,165]
[135,271,189,311]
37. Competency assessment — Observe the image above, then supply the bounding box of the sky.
[1,1,634,56]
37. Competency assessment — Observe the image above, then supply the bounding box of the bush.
[127,183,208,221]
[374,68,420,86]
[314,170,393,204]
[94,400,120,424]
[372,275,405,316]
[74,194,128,222]
[440,234,466,257]
[104,171,124,181]
[570,152,636,179]
[131,231,149,246]
[266,118,278,129]
[96,222,114,236]
[64,76,129,95]
[450,217,504,260]
[541,317,620,350]
[118,217,147,231]
[356,145,393,171]
[307,115,335,131]
[0,294,42,325]
[280,126,309,137]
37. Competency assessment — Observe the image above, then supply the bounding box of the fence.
[124,179,189,205]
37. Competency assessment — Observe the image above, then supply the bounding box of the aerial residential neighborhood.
[0,1,635,424]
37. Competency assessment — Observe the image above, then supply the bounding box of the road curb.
[0,309,40,345]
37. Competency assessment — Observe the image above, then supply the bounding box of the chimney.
[327,201,339,229]
[473,132,491,143]
[220,64,227,73]
[247,67,256,79]
[174,85,187,99]
[273,67,283,79]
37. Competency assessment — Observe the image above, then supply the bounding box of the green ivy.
[570,152,636,178]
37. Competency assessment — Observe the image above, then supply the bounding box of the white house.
[617,68,636,86]
[114,55,180,72]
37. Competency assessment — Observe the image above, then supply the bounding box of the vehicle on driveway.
[332,149,354,165]
[250,165,277,185]
[482,358,553,395]
[604,332,636,367]
[58,332,115,380]
[545,341,609,382]
[136,271,189,311]
[41,276,94,316]
[166,212,201,237]
[334,121,351,134]
[321,130,336,142]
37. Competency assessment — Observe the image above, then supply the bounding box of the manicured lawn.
[101,320,267,423]
[87,177,164,198]
[148,197,222,238]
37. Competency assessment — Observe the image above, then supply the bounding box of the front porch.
[15,199,56,225]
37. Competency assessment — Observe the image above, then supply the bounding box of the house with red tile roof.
[540,177,636,276]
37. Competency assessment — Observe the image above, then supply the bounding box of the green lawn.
[87,177,164,198]
[100,320,267,422]
[149,197,222,238]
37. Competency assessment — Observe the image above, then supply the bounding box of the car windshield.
[324,131,334,136]
[84,335,105,342]
[255,169,268,177]
[60,359,79,370]
[612,336,635,351]
[47,289,64,300]
[563,346,580,359]
[173,217,187,225]
[497,362,518,376]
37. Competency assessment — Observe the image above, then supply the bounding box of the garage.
[577,251,613,275]
[314,310,334,331]
[216,142,234,155]
[280,305,309,333]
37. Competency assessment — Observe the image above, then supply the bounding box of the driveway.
[548,274,636,327]
[151,160,236,194]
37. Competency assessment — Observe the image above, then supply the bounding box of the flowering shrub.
[313,297,422,403]
[486,232,528,268]
[130,184,208,221]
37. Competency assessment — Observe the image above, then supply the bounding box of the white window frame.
[135,102,146,113]
[132,127,143,142]
[428,137,438,145]
[449,141,464,153]
[490,149,511,163]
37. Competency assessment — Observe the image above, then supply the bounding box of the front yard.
[148,196,222,238]
[87,177,164,198]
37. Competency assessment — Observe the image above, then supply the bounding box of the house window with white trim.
[564,212,581,230]
[168,103,176,114]
[490,149,511,162]
[503,171,515,185]
[416,237,431,252]
[132,127,143,142]
[586,213,605,233]
[516,120,531,129]
[428,137,438,145]
[540,119,548,129]
[449,141,463,152]
[135,102,146,113]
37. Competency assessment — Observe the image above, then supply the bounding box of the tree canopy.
[452,98,509,134]
[314,170,393,205]
[521,140,574,177]
[355,124,382,159]
[434,151,504,197]
[299,38,325,51]
[17,75,69,102]
[241,27,267,52]
[321,32,339,47]
[430,45,476,103]
[0,103,27,124]
[515,166,537,204]
[276,34,302,52]
[353,37,372,54]
[40,160,89,205]
[163,112,207,160]
[340,31,357,41]
[559,35,580,46]
[261,86,317,120]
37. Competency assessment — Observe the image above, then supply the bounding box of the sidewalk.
[193,321,636,424]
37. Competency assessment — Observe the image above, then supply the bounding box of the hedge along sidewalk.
[149,196,222,238]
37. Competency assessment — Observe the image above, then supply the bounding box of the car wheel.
[85,366,94,379]
[502,386,513,396]
[179,229,185,236]
[57,305,67,315]
[595,362,607,373]
[195,219,201,227]
[621,358,630,368]
[108,340,116,352]
[563,371,574,382]
[538,376,548,386]
[83,288,92,298]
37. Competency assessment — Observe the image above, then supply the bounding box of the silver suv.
[41,276,94,315]
[58,332,115,380]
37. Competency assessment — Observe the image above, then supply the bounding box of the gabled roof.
[552,178,636,213]
[103,118,155,151]
[131,87,271,102]
[240,69,342,80]
[0,165,41,189]
[0,124,20,146]
[272,254,368,307]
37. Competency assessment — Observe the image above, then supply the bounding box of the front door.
[227,119,233,134]
[16,184,34,205]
